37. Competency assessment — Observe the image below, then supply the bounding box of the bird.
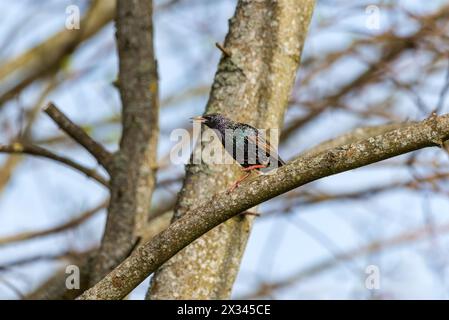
[191,113,285,191]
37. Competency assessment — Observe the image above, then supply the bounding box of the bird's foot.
[241,164,266,172]
[227,172,251,193]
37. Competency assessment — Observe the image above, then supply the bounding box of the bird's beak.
[190,116,206,123]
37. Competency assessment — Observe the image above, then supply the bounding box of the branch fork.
[43,102,113,172]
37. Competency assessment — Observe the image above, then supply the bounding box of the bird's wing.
[246,131,285,166]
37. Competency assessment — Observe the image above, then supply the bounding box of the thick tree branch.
[44,102,112,171]
[78,113,449,299]
[0,143,108,187]
[89,0,159,286]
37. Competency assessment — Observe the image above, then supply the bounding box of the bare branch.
[215,42,231,58]
[0,143,108,187]
[44,102,112,171]
[0,78,57,194]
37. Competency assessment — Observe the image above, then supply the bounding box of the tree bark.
[148,0,315,299]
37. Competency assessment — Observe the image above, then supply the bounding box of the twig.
[0,143,109,187]
[0,78,56,194]
[0,277,24,299]
[43,102,112,171]
[215,42,232,58]
[435,57,449,113]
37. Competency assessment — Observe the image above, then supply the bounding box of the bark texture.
[78,113,449,300]
[148,0,315,299]
[89,0,159,285]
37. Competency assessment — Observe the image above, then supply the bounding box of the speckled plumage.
[199,114,285,170]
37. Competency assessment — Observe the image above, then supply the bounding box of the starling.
[191,114,285,191]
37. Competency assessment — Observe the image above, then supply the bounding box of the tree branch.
[78,113,449,299]
[88,0,159,286]
[0,143,108,187]
[44,102,112,171]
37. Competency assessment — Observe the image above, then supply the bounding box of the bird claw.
[241,164,266,172]
[227,180,243,193]
[227,183,238,193]
[227,172,251,193]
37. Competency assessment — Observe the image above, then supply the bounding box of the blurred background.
[1,0,449,299]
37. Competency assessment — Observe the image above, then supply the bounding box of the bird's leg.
[228,165,265,193]
[227,171,251,193]
[241,164,266,172]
